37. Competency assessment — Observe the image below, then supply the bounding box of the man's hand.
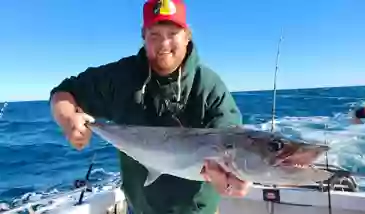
[200,160,251,197]
[51,92,95,150]
[64,111,95,150]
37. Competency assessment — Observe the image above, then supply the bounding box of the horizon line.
[1,84,364,104]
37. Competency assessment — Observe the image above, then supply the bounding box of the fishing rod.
[265,31,284,214]
[1,155,99,213]
[323,123,332,214]
[266,29,360,214]
[1,178,122,214]
[265,31,362,214]
[75,153,97,205]
[270,31,283,133]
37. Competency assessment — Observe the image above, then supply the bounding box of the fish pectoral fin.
[144,167,162,187]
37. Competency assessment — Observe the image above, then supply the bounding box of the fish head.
[216,127,332,184]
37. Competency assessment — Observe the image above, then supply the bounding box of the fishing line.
[267,31,337,214]
[265,30,284,214]
[324,123,333,214]
[270,32,283,133]
[267,28,341,214]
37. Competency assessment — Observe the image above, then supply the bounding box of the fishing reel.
[314,163,359,192]
[73,179,93,192]
[73,154,96,205]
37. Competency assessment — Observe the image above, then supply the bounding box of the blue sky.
[1,0,364,102]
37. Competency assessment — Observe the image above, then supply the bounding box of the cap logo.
[153,0,176,15]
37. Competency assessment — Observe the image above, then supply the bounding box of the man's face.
[144,21,190,76]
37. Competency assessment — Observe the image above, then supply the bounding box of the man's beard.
[149,55,182,76]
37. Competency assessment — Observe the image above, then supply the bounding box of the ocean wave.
[0,167,120,211]
[0,119,57,135]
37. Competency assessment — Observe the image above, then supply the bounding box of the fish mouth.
[272,142,329,167]
[278,162,312,170]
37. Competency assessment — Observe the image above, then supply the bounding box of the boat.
[2,33,365,214]
[219,184,365,214]
[2,164,365,214]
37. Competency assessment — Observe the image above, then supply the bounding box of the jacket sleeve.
[203,74,243,128]
[49,62,119,118]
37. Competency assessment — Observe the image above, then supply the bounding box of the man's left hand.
[200,160,251,197]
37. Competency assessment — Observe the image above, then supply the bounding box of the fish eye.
[268,140,284,152]
[225,143,234,150]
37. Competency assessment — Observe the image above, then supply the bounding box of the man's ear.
[186,28,192,41]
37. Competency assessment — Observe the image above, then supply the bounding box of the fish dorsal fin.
[144,167,162,187]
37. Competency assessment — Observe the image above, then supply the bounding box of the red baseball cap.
[143,0,188,29]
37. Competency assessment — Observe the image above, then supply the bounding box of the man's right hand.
[64,112,95,150]
[50,92,96,151]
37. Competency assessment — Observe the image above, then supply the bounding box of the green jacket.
[50,42,242,214]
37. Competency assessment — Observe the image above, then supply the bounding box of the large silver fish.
[87,122,333,187]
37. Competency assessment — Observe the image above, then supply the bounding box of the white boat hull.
[219,185,365,214]
[29,184,365,214]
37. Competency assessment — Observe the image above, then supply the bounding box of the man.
[49,0,250,213]
[352,103,365,124]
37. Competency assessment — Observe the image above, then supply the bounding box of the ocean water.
[1,85,365,211]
